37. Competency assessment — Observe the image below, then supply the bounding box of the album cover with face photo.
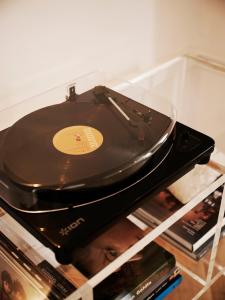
[72,218,176,300]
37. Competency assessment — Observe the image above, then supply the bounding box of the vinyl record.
[1,87,175,211]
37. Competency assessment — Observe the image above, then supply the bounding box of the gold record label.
[53,126,103,155]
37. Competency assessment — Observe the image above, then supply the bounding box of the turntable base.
[0,122,214,264]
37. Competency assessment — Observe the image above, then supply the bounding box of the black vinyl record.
[0,86,175,211]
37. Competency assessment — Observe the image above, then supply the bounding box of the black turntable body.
[0,86,214,263]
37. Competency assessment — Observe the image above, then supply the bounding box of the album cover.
[0,245,48,300]
[71,217,175,300]
[0,230,76,299]
[134,184,225,252]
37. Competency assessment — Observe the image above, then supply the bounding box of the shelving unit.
[0,55,225,300]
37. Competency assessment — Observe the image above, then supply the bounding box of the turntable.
[0,85,214,263]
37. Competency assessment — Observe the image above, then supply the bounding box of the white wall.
[190,0,225,62]
[0,0,194,106]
